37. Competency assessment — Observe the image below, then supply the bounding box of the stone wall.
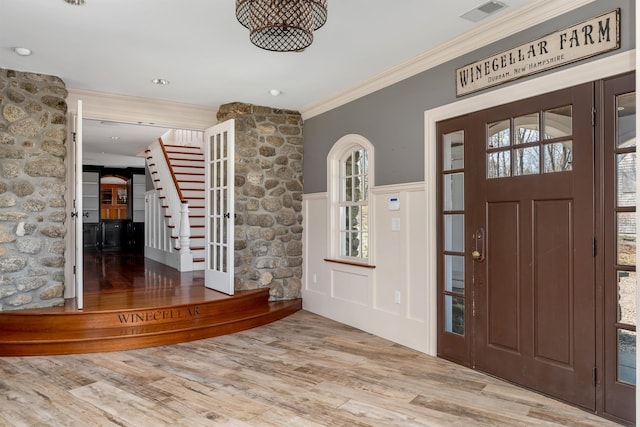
[217,103,303,300]
[0,69,68,311]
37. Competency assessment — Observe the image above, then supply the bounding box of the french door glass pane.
[544,105,572,139]
[514,113,540,144]
[544,141,573,173]
[443,173,464,211]
[618,329,636,385]
[617,152,636,207]
[617,212,636,266]
[443,131,464,170]
[444,214,464,252]
[617,271,636,326]
[617,92,636,148]
[445,295,465,335]
[444,255,465,293]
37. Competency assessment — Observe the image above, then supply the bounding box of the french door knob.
[472,250,482,260]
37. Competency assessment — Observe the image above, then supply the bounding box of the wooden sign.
[456,9,620,96]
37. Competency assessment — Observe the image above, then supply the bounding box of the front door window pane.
[488,120,510,149]
[544,106,572,139]
[514,147,539,176]
[617,153,636,207]
[617,271,636,326]
[617,92,636,148]
[445,295,465,335]
[617,213,636,266]
[544,141,573,173]
[443,173,464,211]
[488,151,511,178]
[443,131,464,171]
[618,329,636,385]
[514,113,540,144]
[445,255,465,293]
[444,214,464,252]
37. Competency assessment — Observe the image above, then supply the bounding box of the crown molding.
[67,89,218,130]
[300,0,596,120]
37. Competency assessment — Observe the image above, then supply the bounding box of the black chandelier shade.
[236,0,328,52]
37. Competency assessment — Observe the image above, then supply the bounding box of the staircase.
[145,131,207,271]
[163,144,206,267]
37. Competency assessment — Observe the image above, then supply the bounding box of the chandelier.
[236,0,328,52]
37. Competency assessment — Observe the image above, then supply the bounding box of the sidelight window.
[613,91,636,386]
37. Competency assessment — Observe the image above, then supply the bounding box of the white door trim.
[423,50,635,356]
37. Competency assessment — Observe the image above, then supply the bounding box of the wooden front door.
[438,74,637,423]
[438,83,600,410]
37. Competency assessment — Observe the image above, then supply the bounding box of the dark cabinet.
[102,221,126,252]
[82,221,144,253]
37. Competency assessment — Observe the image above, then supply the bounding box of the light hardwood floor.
[0,311,622,426]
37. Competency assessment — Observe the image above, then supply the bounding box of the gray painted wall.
[303,0,635,193]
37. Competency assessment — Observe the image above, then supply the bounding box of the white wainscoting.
[302,182,432,355]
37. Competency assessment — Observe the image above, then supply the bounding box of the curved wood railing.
[159,137,186,203]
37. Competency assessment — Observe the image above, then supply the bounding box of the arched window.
[327,134,374,263]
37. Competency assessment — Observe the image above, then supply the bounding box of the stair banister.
[179,202,191,254]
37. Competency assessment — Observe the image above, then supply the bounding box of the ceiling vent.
[460,1,507,22]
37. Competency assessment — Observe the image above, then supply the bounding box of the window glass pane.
[361,233,369,259]
[345,153,353,176]
[443,173,464,211]
[514,147,539,176]
[488,151,511,178]
[340,231,348,257]
[343,177,352,202]
[544,141,573,173]
[617,92,636,148]
[617,271,636,326]
[443,130,464,171]
[445,255,464,293]
[488,120,510,149]
[349,231,361,258]
[444,214,464,252]
[618,329,636,385]
[361,205,369,232]
[445,295,465,335]
[544,105,572,139]
[514,113,540,144]
[617,212,636,266]
[617,152,636,208]
[353,176,365,202]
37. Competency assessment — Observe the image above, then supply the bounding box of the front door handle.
[472,228,485,262]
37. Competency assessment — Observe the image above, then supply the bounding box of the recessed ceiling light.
[269,89,281,96]
[110,136,120,140]
[64,0,85,5]
[152,78,170,85]
[13,47,32,56]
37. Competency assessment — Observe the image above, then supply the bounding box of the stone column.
[217,103,303,300]
[0,69,68,310]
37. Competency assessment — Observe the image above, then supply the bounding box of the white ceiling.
[1,0,537,166]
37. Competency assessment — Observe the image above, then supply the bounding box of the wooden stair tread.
[164,144,201,150]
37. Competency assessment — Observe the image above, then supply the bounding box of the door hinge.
[592,367,597,386]
[592,237,597,257]
[73,265,76,275]
[72,131,77,143]
[591,108,596,126]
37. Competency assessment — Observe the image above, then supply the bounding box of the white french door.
[204,120,235,294]
[73,100,84,309]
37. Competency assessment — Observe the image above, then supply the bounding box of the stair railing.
[147,139,193,271]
